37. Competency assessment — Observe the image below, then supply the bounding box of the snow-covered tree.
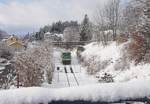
[13,41,54,87]
[80,14,92,41]
[105,0,120,40]
[122,0,150,63]
[31,41,54,84]
[94,0,121,44]
[13,53,44,87]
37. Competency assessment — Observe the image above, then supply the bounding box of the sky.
[0,0,121,35]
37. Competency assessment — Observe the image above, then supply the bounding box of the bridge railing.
[51,41,94,46]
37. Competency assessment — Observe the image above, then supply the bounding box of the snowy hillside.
[81,42,150,82]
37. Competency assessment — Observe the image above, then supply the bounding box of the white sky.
[0,0,108,35]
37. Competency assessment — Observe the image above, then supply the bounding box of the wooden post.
[17,73,19,88]
[57,67,60,82]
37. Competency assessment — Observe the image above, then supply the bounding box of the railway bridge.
[51,41,93,47]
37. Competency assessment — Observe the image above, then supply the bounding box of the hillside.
[0,30,9,39]
[81,42,150,82]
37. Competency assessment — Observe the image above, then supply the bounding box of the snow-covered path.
[49,48,97,88]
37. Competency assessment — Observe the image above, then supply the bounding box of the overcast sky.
[0,0,115,35]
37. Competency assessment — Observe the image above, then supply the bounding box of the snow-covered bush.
[81,42,124,75]
[0,42,14,60]
[98,73,114,83]
[12,41,54,87]
[30,41,54,84]
[0,62,15,89]
[86,56,97,75]
[116,35,128,45]
[127,34,146,64]
[13,51,44,87]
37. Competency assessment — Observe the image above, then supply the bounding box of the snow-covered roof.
[0,80,150,104]
[45,32,51,35]
[55,33,63,38]
[8,41,23,46]
[7,35,18,40]
[0,66,5,71]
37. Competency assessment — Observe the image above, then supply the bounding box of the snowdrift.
[0,80,150,104]
[81,42,150,82]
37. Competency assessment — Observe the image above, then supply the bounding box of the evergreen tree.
[80,14,92,41]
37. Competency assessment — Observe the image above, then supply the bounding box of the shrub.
[0,42,14,60]
[127,33,146,64]
[116,35,128,44]
[13,52,44,87]
[12,41,54,87]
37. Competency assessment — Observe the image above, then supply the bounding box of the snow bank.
[82,42,121,62]
[0,80,150,104]
[115,63,150,82]
[81,42,150,82]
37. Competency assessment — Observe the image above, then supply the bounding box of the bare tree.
[106,0,120,40]
[94,0,121,43]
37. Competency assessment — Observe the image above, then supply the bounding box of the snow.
[115,63,150,82]
[82,42,122,62]
[55,33,63,38]
[0,67,5,71]
[49,48,97,88]
[0,80,150,104]
[81,42,150,82]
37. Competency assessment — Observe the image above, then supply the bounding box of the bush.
[13,52,44,87]
[13,41,54,87]
[127,34,146,64]
[0,42,14,60]
[116,35,128,44]
[0,63,16,89]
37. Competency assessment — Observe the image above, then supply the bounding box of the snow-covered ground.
[0,79,150,104]
[81,42,150,82]
[1,44,150,104]
[46,48,97,88]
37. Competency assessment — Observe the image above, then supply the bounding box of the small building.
[3,35,24,51]
[63,26,80,42]
[44,32,63,42]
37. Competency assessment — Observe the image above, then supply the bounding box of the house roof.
[8,41,23,46]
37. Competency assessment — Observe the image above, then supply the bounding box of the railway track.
[64,67,70,87]
[70,67,79,86]
[56,65,79,87]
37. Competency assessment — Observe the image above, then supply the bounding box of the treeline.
[35,20,79,40]
[25,14,92,42]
